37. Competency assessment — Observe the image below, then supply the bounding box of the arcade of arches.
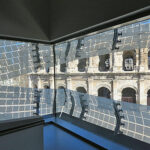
[29,48,150,106]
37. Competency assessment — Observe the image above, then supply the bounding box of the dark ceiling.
[0,0,150,43]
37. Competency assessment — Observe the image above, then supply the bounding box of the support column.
[139,48,148,72]
[66,76,72,90]
[50,76,55,89]
[113,79,121,101]
[66,61,71,73]
[112,51,123,72]
[28,76,32,88]
[87,57,93,73]
[87,77,94,95]
[37,77,42,89]
[109,53,113,72]
[111,80,113,99]
[72,59,78,73]
[55,59,60,73]
[139,78,147,105]
[90,56,99,73]
[135,49,140,71]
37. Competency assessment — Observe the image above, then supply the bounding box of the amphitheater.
[29,48,150,106]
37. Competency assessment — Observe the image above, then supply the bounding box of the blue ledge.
[44,117,128,150]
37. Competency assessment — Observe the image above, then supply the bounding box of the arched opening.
[78,58,87,72]
[98,87,111,98]
[76,87,87,93]
[148,51,150,70]
[44,85,50,89]
[58,86,65,89]
[58,86,66,94]
[33,84,38,89]
[76,87,87,119]
[57,86,66,102]
[99,54,110,71]
[123,50,136,71]
[60,63,66,72]
[122,88,136,103]
[147,89,150,106]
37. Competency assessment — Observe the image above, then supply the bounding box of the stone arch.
[78,58,87,72]
[76,87,87,93]
[58,86,65,89]
[43,85,50,89]
[60,63,66,72]
[56,84,66,89]
[99,54,110,71]
[76,86,88,120]
[123,50,136,71]
[119,84,137,94]
[98,87,111,98]
[73,82,87,92]
[122,87,136,103]
[96,84,111,92]
[57,86,67,102]
[33,84,38,89]
[144,85,150,94]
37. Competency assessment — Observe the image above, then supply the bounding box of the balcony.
[0,4,150,150]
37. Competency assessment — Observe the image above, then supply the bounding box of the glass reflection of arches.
[58,86,66,96]
[58,86,65,89]
[147,89,150,106]
[76,87,87,93]
[60,63,66,72]
[34,84,38,89]
[44,85,50,89]
[99,54,110,71]
[123,50,136,71]
[122,88,136,103]
[98,87,111,98]
[57,86,66,105]
[76,87,88,119]
[78,58,87,72]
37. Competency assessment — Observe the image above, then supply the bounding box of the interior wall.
[0,0,50,42]
[49,0,150,41]
[0,0,149,42]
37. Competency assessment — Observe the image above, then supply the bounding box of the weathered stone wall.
[30,48,150,105]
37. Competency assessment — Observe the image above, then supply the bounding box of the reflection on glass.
[54,18,150,144]
[0,18,150,144]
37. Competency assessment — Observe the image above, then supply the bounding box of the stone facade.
[29,48,150,105]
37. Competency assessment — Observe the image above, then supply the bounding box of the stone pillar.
[139,78,147,105]
[144,48,149,71]
[28,76,32,88]
[37,77,42,89]
[87,77,94,95]
[139,48,148,72]
[110,80,113,99]
[137,78,140,104]
[55,59,60,73]
[109,53,113,72]
[50,66,54,74]
[91,56,99,73]
[113,80,121,101]
[87,57,93,73]
[66,77,72,90]
[50,76,55,89]
[69,59,78,73]
[112,51,123,72]
[67,60,77,73]
[66,61,71,73]
[135,49,139,71]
